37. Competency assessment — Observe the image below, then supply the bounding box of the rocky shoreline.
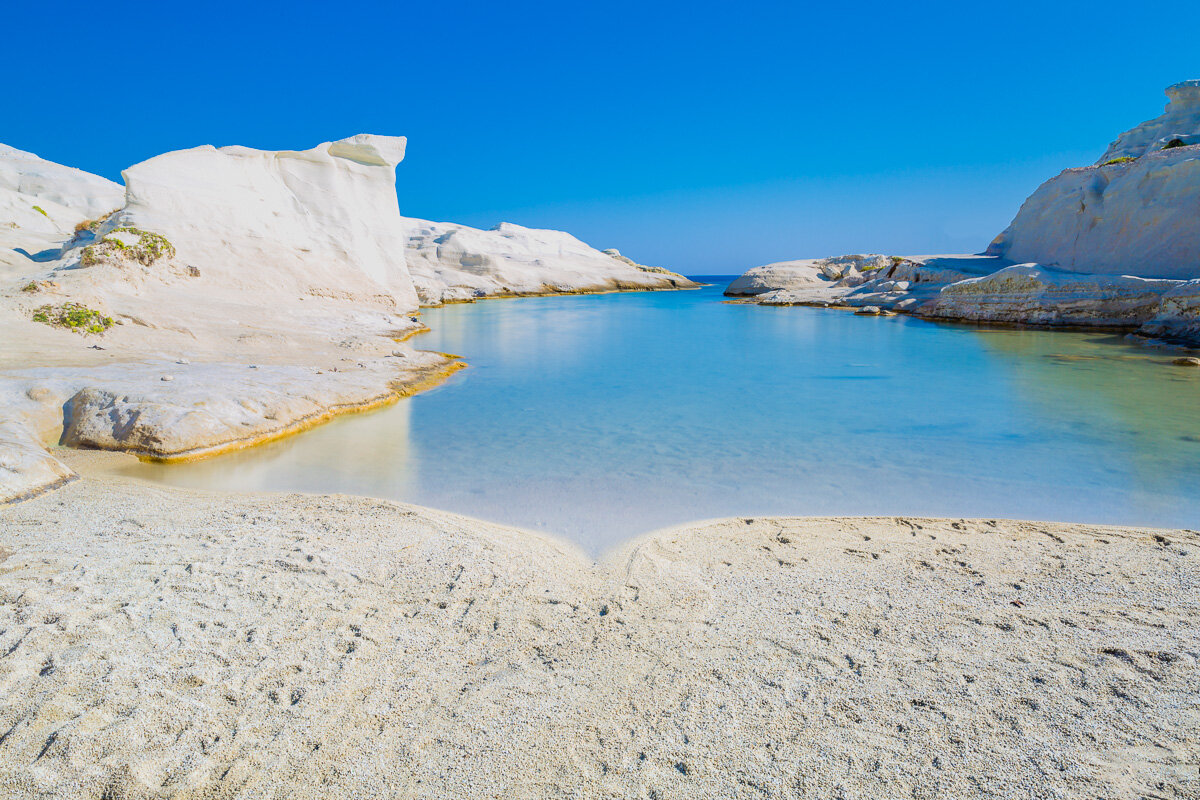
[0,135,694,504]
[725,81,1200,347]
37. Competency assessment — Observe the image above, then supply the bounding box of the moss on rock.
[32,303,114,335]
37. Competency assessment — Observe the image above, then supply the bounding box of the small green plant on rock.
[80,227,176,267]
[31,303,114,334]
[1162,138,1187,150]
[32,205,47,217]
[21,281,38,292]
[1101,156,1137,166]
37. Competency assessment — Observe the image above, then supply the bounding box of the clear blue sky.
[6,1,1198,271]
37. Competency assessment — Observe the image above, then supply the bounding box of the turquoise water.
[123,279,1200,552]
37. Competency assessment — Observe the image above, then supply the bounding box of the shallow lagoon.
[123,279,1200,553]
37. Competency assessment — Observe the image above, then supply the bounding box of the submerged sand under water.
[0,454,1196,799]
[119,282,1200,553]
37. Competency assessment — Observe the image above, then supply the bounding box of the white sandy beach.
[0,451,1196,799]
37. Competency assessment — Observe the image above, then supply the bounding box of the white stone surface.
[0,420,75,503]
[0,144,123,277]
[0,144,123,220]
[727,254,999,310]
[0,136,696,493]
[1140,280,1200,342]
[94,134,419,309]
[403,218,693,304]
[985,144,1200,279]
[726,81,1200,339]
[927,264,1182,327]
[724,254,894,296]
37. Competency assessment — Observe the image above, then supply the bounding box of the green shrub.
[21,282,38,292]
[1100,156,1137,166]
[1162,138,1187,150]
[80,227,176,267]
[31,303,114,334]
[32,205,47,217]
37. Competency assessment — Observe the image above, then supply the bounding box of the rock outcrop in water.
[726,81,1200,344]
[404,218,695,304]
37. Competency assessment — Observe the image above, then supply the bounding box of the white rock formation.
[0,144,123,220]
[1140,280,1200,342]
[724,255,894,296]
[986,81,1200,279]
[0,144,123,276]
[403,218,694,304]
[985,144,1200,278]
[726,254,998,311]
[1,135,700,501]
[87,134,420,309]
[1098,80,1200,162]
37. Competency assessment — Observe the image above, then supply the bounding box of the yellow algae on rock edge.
[130,358,469,464]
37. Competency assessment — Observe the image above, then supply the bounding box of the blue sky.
[7,1,1198,271]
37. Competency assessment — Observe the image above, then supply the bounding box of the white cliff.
[986,81,1200,279]
[403,218,695,304]
[984,144,1200,278]
[89,134,420,310]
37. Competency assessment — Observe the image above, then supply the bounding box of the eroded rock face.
[725,255,894,297]
[0,144,123,221]
[55,357,452,460]
[926,265,1182,327]
[1098,80,1200,162]
[403,218,694,304]
[725,81,1200,340]
[100,134,419,309]
[986,81,1200,279]
[1140,280,1200,342]
[985,145,1200,279]
[725,254,999,311]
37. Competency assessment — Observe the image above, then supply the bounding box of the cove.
[120,279,1200,553]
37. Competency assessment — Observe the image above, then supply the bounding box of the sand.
[0,454,1196,799]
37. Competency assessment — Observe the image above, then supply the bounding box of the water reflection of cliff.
[120,399,416,498]
[969,326,1200,513]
